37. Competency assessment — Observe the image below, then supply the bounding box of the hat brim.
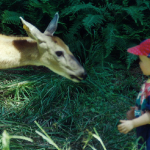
[127,45,142,55]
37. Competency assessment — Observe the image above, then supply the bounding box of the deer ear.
[20,17,44,42]
[44,12,59,36]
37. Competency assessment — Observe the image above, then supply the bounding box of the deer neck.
[0,35,41,69]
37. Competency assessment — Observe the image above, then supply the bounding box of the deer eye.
[55,51,64,57]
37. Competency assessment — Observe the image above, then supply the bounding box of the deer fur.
[0,13,87,82]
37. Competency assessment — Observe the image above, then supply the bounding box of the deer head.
[20,13,87,82]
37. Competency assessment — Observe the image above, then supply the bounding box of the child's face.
[139,55,150,75]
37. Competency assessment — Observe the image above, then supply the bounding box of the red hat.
[127,39,150,58]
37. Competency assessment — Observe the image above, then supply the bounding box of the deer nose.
[79,71,87,80]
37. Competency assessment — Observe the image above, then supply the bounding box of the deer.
[0,13,87,82]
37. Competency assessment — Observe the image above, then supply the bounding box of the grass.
[0,65,145,149]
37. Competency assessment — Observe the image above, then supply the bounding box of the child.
[118,39,150,150]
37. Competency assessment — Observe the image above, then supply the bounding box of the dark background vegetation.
[0,0,149,149]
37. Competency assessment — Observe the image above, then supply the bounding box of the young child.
[118,39,150,150]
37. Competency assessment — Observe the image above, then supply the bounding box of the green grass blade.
[2,130,10,150]
[35,121,61,150]
[93,128,107,150]
[88,144,97,150]
[2,130,33,150]
[9,136,33,142]
[35,130,60,150]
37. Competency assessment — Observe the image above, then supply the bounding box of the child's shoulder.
[140,79,150,91]
[144,79,150,95]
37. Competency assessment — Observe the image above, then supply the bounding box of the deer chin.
[69,75,82,82]
[61,69,87,82]
[58,73,81,82]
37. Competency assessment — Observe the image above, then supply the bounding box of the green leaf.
[83,14,104,29]
[2,10,22,25]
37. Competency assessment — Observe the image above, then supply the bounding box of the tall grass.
[0,64,144,149]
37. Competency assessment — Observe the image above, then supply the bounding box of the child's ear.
[147,56,150,64]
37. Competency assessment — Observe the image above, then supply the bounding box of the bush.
[0,0,150,67]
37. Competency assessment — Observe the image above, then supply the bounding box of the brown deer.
[0,13,87,82]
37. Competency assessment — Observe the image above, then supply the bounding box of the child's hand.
[117,120,134,134]
[126,106,135,120]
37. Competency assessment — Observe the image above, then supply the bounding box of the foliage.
[1,122,107,150]
[0,65,142,149]
[2,130,33,150]
[0,0,150,67]
[0,0,149,149]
